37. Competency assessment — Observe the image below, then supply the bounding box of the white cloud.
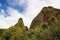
[7,0,27,7]
[0,8,23,29]
[50,0,60,8]
[0,9,9,29]
[0,0,60,29]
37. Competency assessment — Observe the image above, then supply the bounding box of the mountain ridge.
[0,6,60,40]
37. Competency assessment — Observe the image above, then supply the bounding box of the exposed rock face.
[30,6,60,28]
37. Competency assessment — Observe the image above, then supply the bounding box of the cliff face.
[30,6,60,28]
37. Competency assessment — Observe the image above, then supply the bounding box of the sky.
[0,0,60,29]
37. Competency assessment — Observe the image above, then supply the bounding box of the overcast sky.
[0,0,60,29]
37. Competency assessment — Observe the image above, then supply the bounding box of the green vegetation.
[0,6,60,40]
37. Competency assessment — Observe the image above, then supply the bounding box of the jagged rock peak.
[18,18,23,23]
[15,18,24,27]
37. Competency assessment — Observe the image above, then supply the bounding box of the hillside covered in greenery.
[0,6,60,40]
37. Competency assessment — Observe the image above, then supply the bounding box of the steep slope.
[27,6,60,40]
[1,18,28,40]
[30,6,60,28]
